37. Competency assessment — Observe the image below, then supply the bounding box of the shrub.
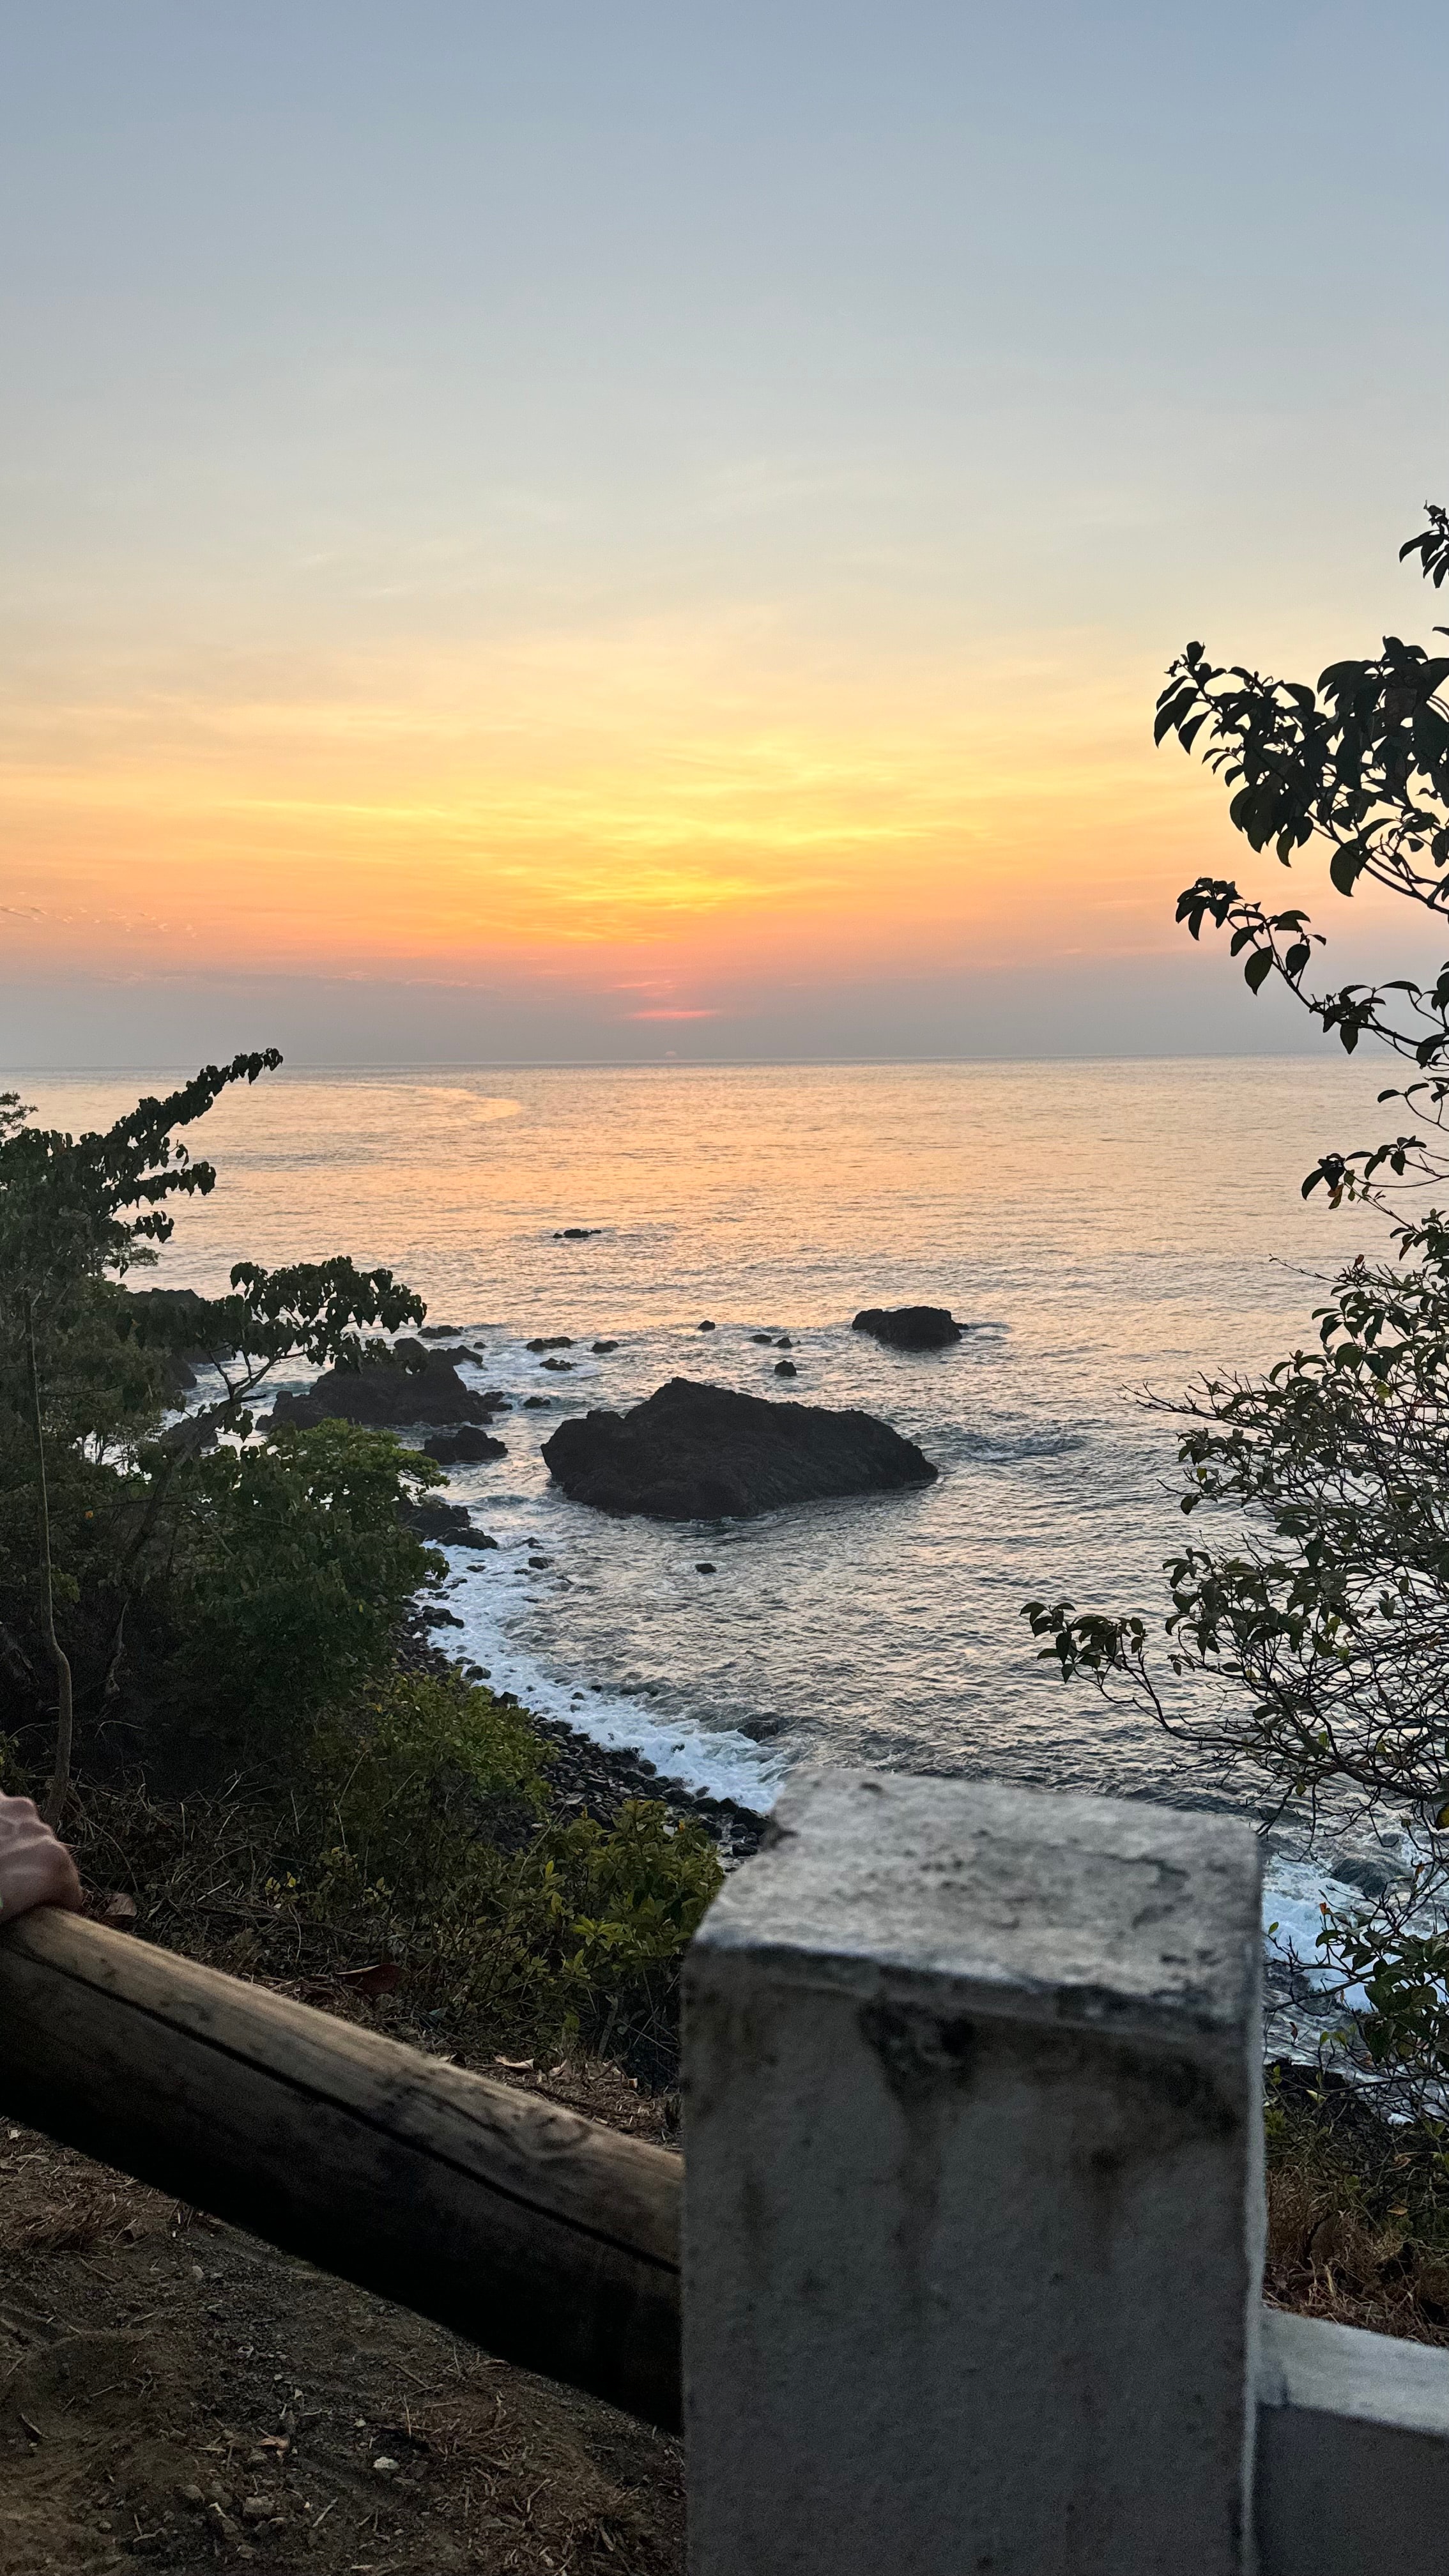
[159,1420,443,1771]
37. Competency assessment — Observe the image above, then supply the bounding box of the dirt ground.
[0,2106,684,2576]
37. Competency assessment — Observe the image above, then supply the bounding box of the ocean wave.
[954,1424,1088,1461]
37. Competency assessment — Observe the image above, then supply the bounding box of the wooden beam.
[0,1906,682,2429]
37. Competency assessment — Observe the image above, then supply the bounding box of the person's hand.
[0,1793,82,1924]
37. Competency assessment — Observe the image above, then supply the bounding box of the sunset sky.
[3,1,1446,1064]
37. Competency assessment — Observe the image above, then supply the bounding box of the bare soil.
[0,2099,684,2576]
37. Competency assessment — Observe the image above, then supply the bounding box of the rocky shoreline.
[397,1616,767,1865]
[527,1707,768,1863]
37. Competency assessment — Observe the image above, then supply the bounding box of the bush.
[300,1676,724,2066]
[157,1420,443,1773]
[62,1678,725,2084]
[309,1666,551,1858]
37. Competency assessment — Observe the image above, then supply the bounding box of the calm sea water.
[20,1057,1395,1910]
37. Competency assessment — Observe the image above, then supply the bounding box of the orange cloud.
[0,608,1301,998]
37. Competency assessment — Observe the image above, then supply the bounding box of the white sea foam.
[434,1540,787,1807]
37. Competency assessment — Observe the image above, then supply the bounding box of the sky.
[2,1,1447,1066]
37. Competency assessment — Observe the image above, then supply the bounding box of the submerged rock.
[527,1334,574,1352]
[555,1227,599,1239]
[592,1339,618,1354]
[541,1376,937,1521]
[270,1338,498,1431]
[852,1305,963,1351]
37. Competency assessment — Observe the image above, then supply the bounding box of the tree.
[1155,504,1449,1207]
[0,1057,431,1811]
[1025,512,1449,2112]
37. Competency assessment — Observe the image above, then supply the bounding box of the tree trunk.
[25,1299,73,1828]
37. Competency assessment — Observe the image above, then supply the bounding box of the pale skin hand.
[0,1792,82,1922]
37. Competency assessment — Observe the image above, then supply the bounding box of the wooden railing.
[0,1904,680,2429]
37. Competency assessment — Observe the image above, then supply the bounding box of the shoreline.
[400,1618,769,1864]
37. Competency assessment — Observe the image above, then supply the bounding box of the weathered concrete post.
[682,1772,1263,2574]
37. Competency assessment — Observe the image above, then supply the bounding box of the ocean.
[17,1055,1408,1981]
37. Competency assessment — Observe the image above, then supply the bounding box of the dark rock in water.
[523,1394,552,1409]
[555,1227,599,1239]
[592,1339,618,1354]
[420,1603,465,1629]
[774,1359,798,1377]
[541,1376,937,1521]
[419,1322,466,1338]
[852,1304,963,1351]
[749,1332,774,1344]
[541,1355,575,1372]
[775,1335,792,1349]
[401,1496,480,1544]
[121,1284,229,1396]
[469,1537,499,1553]
[527,1334,574,1352]
[271,1338,495,1432]
[698,1319,716,1331]
[696,1561,717,1574]
[528,1555,552,1570]
[422,1425,508,1464]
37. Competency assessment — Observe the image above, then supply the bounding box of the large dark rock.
[541,1376,937,1521]
[121,1284,229,1396]
[270,1338,497,1432]
[852,1305,963,1351]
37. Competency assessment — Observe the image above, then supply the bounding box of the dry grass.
[1263,2065,1449,2345]
[1265,2159,1449,2344]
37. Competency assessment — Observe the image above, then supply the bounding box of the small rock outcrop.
[270,1339,497,1432]
[401,1496,483,1544]
[422,1426,507,1464]
[852,1305,963,1351]
[541,1376,937,1521]
[555,1227,599,1239]
[527,1335,574,1353]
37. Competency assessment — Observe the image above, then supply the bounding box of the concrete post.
[682,1772,1264,2575]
